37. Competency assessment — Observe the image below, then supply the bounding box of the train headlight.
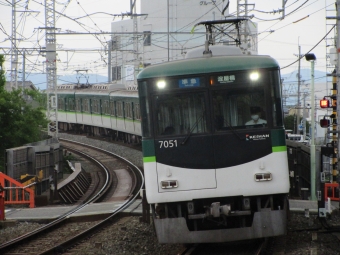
[157,80,166,89]
[250,72,259,81]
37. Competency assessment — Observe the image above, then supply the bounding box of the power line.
[281,24,335,70]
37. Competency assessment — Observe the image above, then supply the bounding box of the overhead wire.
[1,0,331,80]
[281,24,335,70]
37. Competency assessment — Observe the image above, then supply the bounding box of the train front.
[137,56,290,243]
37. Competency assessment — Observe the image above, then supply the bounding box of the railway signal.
[49,121,56,133]
[320,98,330,108]
[320,117,330,128]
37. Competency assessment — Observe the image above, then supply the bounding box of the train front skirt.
[154,209,287,243]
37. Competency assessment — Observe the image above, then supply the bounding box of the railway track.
[0,139,144,255]
[60,139,138,203]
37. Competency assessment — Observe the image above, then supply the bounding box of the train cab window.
[212,89,267,130]
[154,92,207,136]
[138,81,152,137]
[271,70,283,127]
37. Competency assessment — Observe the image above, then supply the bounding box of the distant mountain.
[6,73,109,90]
[281,69,327,84]
[7,69,327,90]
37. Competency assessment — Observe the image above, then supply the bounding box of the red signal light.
[320,98,330,108]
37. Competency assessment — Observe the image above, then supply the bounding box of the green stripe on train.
[272,146,287,152]
[143,156,156,163]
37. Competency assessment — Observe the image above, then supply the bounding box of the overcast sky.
[0,0,334,82]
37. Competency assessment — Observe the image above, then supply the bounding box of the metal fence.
[5,138,63,196]
[286,140,321,200]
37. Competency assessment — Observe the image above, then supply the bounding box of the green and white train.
[137,44,290,243]
[56,26,289,243]
[56,83,141,143]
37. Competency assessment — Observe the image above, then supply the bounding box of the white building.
[109,0,258,89]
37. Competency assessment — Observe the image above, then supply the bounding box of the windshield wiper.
[222,119,245,141]
[181,114,204,145]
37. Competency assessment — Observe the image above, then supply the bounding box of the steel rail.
[0,139,144,254]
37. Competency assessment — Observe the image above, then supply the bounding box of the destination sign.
[179,78,200,88]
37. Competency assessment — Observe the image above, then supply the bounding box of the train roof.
[57,83,126,95]
[137,55,279,80]
[109,90,138,98]
[57,83,125,91]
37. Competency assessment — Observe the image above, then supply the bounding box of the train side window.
[271,70,283,127]
[76,98,81,112]
[83,99,89,113]
[92,99,97,113]
[58,97,64,110]
[116,101,123,118]
[103,100,110,115]
[68,98,75,111]
[109,101,115,116]
[125,102,133,119]
[138,81,152,137]
[134,103,141,120]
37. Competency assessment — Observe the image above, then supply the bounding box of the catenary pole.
[336,0,340,207]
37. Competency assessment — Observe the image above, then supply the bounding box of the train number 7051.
[158,140,178,148]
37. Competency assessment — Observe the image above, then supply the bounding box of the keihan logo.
[246,134,270,141]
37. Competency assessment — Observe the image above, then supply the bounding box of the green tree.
[284,114,310,134]
[0,55,48,172]
[284,115,295,131]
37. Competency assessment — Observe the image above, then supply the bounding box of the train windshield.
[154,92,207,136]
[213,89,267,129]
[211,69,283,130]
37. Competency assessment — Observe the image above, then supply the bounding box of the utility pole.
[236,0,257,54]
[296,45,301,134]
[45,0,58,138]
[237,0,249,53]
[336,0,340,197]
[131,0,138,90]
[167,0,170,62]
[11,0,18,90]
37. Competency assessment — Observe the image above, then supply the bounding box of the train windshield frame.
[138,68,283,138]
